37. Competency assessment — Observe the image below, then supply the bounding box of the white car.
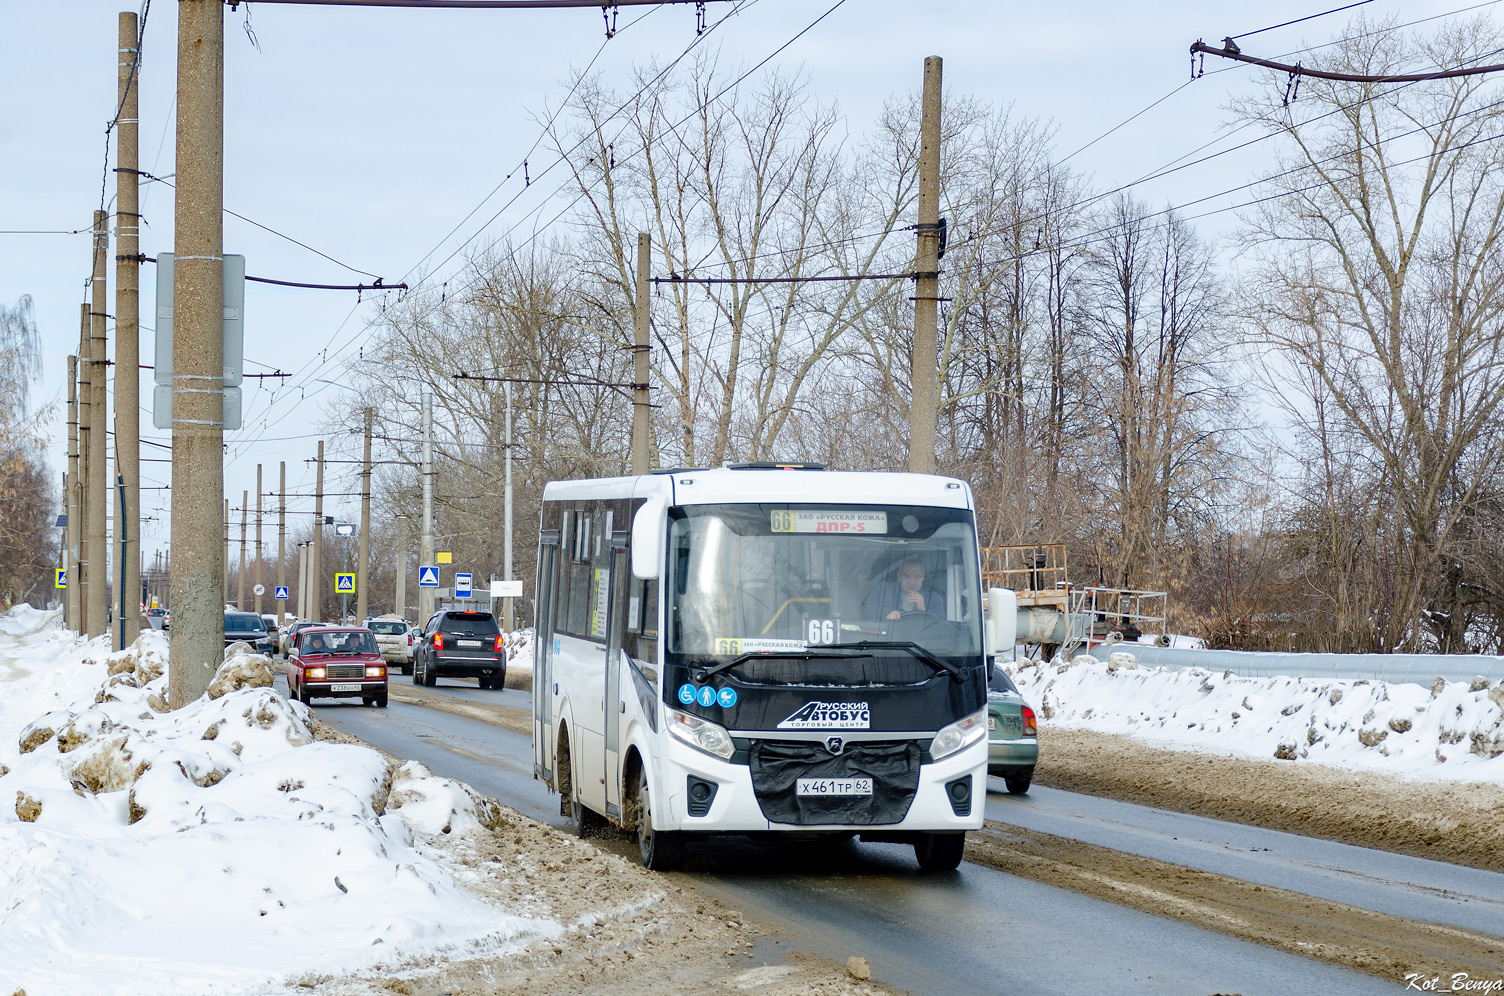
[363,616,416,674]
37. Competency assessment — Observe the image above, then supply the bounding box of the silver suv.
[362,616,416,674]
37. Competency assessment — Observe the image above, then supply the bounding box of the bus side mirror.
[631,497,667,580]
[984,586,1017,656]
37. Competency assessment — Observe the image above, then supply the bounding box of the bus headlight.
[667,708,735,761]
[930,710,987,761]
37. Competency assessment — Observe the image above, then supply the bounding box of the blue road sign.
[335,573,356,593]
[419,566,439,587]
[454,572,473,598]
[274,586,289,600]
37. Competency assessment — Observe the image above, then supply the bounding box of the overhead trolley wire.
[226,0,785,458]
[228,0,749,453]
[1227,0,1377,41]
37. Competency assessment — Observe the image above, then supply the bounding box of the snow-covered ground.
[7,605,1503,992]
[1009,651,1504,784]
[0,608,561,996]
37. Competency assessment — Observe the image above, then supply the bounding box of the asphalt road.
[300,676,1391,996]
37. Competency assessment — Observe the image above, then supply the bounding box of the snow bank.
[1009,654,1504,783]
[0,607,559,995]
[505,627,535,673]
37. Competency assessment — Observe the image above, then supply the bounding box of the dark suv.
[224,612,274,656]
[413,610,505,689]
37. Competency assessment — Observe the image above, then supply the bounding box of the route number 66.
[807,618,836,645]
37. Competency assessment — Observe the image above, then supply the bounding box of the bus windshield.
[666,503,983,660]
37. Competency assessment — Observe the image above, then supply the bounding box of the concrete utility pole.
[254,465,263,615]
[277,461,286,627]
[115,10,142,650]
[77,307,91,634]
[313,440,325,622]
[168,0,225,707]
[504,380,514,632]
[238,490,248,610]
[88,210,109,639]
[908,55,943,476]
[395,515,408,621]
[631,231,652,475]
[357,408,372,623]
[420,392,434,625]
[67,355,81,630]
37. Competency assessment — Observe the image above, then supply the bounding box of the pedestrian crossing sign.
[335,573,356,594]
[55,568,67,589]
[274,586,289,600]
[418,566,439,587]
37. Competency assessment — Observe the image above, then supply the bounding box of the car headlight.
[305,667,326,680]
[666,707,735,761]
[930,710,987,760]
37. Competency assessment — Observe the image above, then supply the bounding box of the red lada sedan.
[286,626,388,707]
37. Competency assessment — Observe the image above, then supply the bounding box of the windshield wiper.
[692,643,966,684]
[834,641,966,683]
[691,653,767,680]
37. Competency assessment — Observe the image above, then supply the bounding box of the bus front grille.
[747,740,920,826]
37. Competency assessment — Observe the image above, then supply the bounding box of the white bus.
[531,463,1017,871]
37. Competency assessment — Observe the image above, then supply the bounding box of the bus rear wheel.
[634,768,683,871]
[913,832,965,872]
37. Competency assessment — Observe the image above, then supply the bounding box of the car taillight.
[407,631,413,645]
[494,634,505,652]
[1022,705,1038,737]
[433,633,443,650]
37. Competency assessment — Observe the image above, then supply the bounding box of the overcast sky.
[1,0,1488,562]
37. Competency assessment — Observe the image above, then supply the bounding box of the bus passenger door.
[603,533,630,820]
[534,530,559,785]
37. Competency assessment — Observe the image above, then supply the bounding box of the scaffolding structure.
[981,543,1168,656]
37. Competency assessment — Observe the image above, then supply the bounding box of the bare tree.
[0,295,56,608]
[1241,15,1504,651]
[1076,197,1230,590]
[554,54,905,466]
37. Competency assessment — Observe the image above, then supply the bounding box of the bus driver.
[862,556,944,621]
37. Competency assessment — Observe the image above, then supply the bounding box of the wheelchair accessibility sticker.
[678,683,697,705]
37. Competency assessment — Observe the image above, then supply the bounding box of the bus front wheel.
[634,768,684,871]
[913,832,965,872]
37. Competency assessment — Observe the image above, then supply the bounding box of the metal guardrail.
[1094,644,1504,685]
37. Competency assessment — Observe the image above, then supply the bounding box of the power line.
[948,37,1504,259]
[651,271,914,286]
[411,0,761,286]
[250,0,726,7]
[0,229,90,236]
[134,170,385,279]
[225,0,741,452]
[1228,0,1376,41]
[139,255,401,294]
[97,0,150,213]
[225,0,778,457]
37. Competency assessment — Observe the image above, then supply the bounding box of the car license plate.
[458,639,482,648]
[330,682,361,692]
[987,716,996,731]
[796,777,872,796]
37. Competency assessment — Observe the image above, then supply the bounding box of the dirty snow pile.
[504,626,534,673]
[1008,651,1504,783]
[0,608,560,996]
